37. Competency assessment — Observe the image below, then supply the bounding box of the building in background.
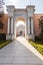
[16,25,25,36]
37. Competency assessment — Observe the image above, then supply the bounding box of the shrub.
[39,33,43,41]
[0,40,12,49]
[30,40,43,55]
[0,33,6,40]
[35,36,41,41]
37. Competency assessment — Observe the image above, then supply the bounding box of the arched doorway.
[16,21,25,37]
[15,17,26,38]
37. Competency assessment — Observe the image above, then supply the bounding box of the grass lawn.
[29,40,43,55]
[0,40,12,49]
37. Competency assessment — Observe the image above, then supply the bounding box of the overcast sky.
[4,0,43,13]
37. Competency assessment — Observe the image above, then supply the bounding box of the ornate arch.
[15,16,26,22]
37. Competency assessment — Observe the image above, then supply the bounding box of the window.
[0,21,4,29]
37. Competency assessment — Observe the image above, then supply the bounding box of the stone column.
[31,17,34,34]
[7,18,10,34]
[6,17,12,40]
[15,22,16,39]
[31,17,34,40]
[11,17,15,40]
[27,17,30,35]
[12,20,16,40]
[25,21,26,38]
[11,17,13,34]
[26,17,30,40]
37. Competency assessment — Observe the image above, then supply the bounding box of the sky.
[4,0,43,26]
[4,0,43,14]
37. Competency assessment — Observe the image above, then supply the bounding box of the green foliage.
[39,16,43,40]
[0,33,6,40]
[39,33,43,40]
[29,40,43,55]
[0,40,12,49]
[39,16,43,28]
[35,36,41,41]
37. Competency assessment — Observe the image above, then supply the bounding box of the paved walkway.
[0,36,43,65]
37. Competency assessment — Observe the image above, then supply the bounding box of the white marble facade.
[6,5,35,40]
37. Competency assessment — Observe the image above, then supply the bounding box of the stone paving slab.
[0,57,13,63]
[12,56,42,63]
[0,63,43,65]
[0,36,43,65]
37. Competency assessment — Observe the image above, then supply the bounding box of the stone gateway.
[0,4,43,40]
[6,5,35,40]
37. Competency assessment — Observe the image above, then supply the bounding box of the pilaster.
[11,17,13,34]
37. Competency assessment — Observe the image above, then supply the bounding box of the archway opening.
[16,21,25,37]
[15,17,26,38]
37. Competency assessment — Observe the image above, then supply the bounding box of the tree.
[39,16,43,40]
[0,21,4,29]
